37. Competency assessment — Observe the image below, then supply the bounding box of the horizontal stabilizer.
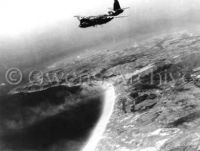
[114,16,127,18]
[107,16,127,19]
[108,7,130,11]
[122,7,130,10]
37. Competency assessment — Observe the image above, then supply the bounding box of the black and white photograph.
[1,0,200,151]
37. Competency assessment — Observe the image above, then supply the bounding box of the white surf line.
[82,83,116,151]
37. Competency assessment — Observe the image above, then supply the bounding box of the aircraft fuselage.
[79,15,114,28]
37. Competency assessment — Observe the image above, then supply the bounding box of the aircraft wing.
[105,16,127,19]
[74,16,90,20]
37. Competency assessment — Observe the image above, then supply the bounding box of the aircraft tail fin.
[114,0,121,11]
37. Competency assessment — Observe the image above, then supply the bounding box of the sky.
[0,0,131,37]
[0,0,200,71]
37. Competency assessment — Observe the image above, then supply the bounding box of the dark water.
[0,85,104,151]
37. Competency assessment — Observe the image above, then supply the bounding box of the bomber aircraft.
[74,0,129,28]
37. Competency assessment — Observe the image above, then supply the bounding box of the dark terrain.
[0,85,104,151]
[3,32,200,151]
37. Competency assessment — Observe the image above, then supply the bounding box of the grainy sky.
[0,0,200,70]
[0,0,131,36]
